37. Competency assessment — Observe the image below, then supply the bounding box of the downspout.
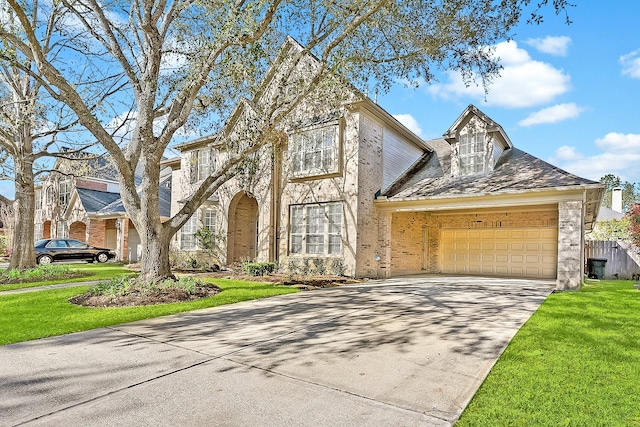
[270,142,282,263]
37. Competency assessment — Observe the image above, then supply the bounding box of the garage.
[440,227,558,279]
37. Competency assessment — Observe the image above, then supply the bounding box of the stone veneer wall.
[556,200,584,290]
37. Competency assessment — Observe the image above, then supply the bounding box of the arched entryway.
[227,192,258,264]
[42,221,52,239]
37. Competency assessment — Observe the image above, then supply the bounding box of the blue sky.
[1,3,638,201]
[382,2,640,186]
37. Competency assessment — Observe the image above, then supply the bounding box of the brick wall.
[69,221,87,241]
[88,220,106,248]
[75,179,108,191]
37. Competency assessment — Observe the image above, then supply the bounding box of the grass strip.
[0,278,298,345]
[0,264,135,291]
[457,279,640,426]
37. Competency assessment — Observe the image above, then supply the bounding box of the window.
[290,125,339,176]
[59,181,71,207]
[190,149,214,183]
[46,186,54,205]
[34,223,43,240]
[289,202,342,255]
[179,208,217,251]
[459,132,486,176]
[202,209,216,231]
[35,190,42,211]
[180,215,198,250]
[56,221,68,238]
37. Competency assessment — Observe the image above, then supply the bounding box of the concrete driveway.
[0,276,554,426]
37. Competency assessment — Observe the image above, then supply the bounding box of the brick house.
[167,39,604,291]
[36,155,172,262]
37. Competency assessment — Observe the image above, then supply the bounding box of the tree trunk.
[138,225,173,282]
[125,153,175,282]
[9,157,36,270]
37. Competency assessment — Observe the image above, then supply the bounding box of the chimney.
[612,187,623,213]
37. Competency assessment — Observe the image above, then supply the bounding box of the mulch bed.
[70,283,221,308]
[186,270,362,290]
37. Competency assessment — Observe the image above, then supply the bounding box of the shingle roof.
[76,188,122,213]
[382,140,600,200]
[96,183,172,218]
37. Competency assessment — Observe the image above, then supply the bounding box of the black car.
[35,239,116,265]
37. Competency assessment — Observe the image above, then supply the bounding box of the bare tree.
[0,1,96,269]
[0,0,571,281]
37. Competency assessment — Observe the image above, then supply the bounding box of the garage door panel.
[440,227,557,279]
[526,243,540,251]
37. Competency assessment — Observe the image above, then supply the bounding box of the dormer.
[443,104,512,178]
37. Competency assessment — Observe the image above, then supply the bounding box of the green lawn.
[0,263,135,291]
[457,279,640,426]
[0,278,298,345]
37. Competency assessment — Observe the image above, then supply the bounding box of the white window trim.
[59,181,71,208]
[180,215,198,251]
[290,123,340,178]
[56,221,68,239]
[179,208,218,251]
[289,202,343,256]
[190,148,215,183]
[459,131,486,176]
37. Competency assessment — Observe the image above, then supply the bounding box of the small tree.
[587,218,631,241]
[626,203,640,249]
[194,227,224,270]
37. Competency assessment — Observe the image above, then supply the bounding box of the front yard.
[457,279,640,426]
[2,266,639,425]
[0,277,298,345]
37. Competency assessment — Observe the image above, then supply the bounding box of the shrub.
[301,258,311,275]
[242,262,277,276]
[89,276,201,297]
[169,250,219,271]
[313,258,326,275]
[287,258,299,274]
[0,235,8,257]
[330,258,347,276]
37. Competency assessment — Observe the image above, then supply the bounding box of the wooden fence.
[585,240,640,280]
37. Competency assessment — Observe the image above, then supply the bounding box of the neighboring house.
[36,154,172,262]
[167,38,603,291]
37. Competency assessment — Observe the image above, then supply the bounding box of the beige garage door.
[440,227,558,279]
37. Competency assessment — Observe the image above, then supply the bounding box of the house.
[36,154,172,262]
[167,39,604,290]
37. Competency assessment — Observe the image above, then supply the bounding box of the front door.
[227,192,258,264]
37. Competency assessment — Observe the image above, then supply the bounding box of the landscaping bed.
[189,270,362,290]
[70,282,221,307]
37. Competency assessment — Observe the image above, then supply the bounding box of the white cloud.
[595,132,640,152]
[549,133,640,182]
[524,36,572,56]
[620,49,640,79]
[393,114,424,138]
[552,145,584,162]
[427,41,571,108]
[518,103,584,127]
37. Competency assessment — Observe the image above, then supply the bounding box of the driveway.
[0,276,554,426]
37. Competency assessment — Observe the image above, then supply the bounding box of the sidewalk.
[0,281,101,295]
